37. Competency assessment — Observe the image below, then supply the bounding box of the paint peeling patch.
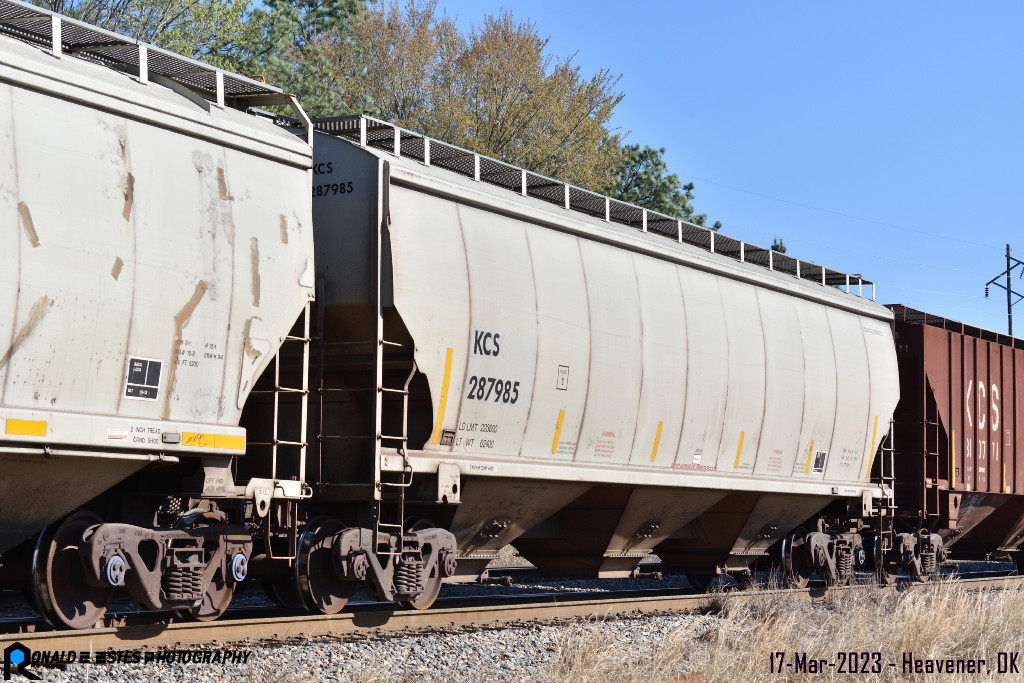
[163,280,208,419]
[217,167,233,201]
[279,214,289,244]
[0,295,53,370]
[250,237,261,307]
[111,257,124,281]
[122,172,135,220]
[242,316,265,359]
[17,202,39,248]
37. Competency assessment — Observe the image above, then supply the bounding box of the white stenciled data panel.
[717,277,766,472]
[792,304,838,479]
[824,308,871,482]
[675,268,729,472]
[452,205,537,456]
[520,229,590,461]
[753,289,805,478]
[630,255,687,467]
[575,240,642,465]
[861,317,900,480]
[386,186,471,453]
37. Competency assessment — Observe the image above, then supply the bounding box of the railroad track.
[2,572,1020,653]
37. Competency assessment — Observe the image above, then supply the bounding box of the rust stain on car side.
[111,256,124,280]
[242,315,264,360]
[17,202,39,248]
[122,172,135,220]
[250,237,261,307]
[217,167,233,201]
[279,214,289,244]
[163,280,208,419]
[0,295,53,370]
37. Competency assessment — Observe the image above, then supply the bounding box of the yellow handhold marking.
[552,410,565,454]
[864,416,879,480]
[804,439,815,474]
[431,348,453,445]
[5,419,46,437]
[651,421,663,461]
[734,431,745,468]
[181,432,245,450]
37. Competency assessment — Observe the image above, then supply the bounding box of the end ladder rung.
[320,434,373,440]
[320,339,377,347]
[380,388,409,395]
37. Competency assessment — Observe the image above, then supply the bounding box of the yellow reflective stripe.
[5,419,46,436]
[182,432,245,450]
[650,421,664,462]
[804,439,815,474]
[431,348,454,445]
[951,429,956,490]
[734,431,745,468]
[552,410,565,454]
[864,416,879,480]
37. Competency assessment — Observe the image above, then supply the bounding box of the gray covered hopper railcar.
[0,0,315,627]
[281,115,902,588]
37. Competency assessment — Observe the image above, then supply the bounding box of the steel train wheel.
[399,518,441,610]
[685,572,716,592]
[399,562,442,610]
[31,511,114,629]
[874,536,897,586]
[175,510,235,621]
[296,517,355,614]
[781,528,811,589]
[264,577,304,609]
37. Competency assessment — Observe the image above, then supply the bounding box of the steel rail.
[2,574,1021,653]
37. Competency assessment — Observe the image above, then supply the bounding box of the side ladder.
[876,419,897,556]
[374,343,417,557]
[313,329,416,558]
[247,301,313,560]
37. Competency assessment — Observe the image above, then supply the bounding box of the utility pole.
[985,244,1024,336]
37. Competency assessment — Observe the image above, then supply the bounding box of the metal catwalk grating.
[0,0,283,106]
[309,115,877,297]
[887,305,1024,349]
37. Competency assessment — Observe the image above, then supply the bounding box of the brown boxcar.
[887,305,1024,561]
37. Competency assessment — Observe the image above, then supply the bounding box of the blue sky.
[435,1,1023,334]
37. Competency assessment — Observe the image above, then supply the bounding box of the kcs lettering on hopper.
[473,330,501,356]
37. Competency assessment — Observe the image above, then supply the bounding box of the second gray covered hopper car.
[274,115,901,586]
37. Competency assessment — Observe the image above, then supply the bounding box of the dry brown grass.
[542,580,1024,682]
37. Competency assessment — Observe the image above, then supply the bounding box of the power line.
[681,173,1001,249]
[882,285,986,299]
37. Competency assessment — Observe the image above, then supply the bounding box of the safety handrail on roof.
[886,304,1024,349]
[312,114,877,301]
[0,0,295,113]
